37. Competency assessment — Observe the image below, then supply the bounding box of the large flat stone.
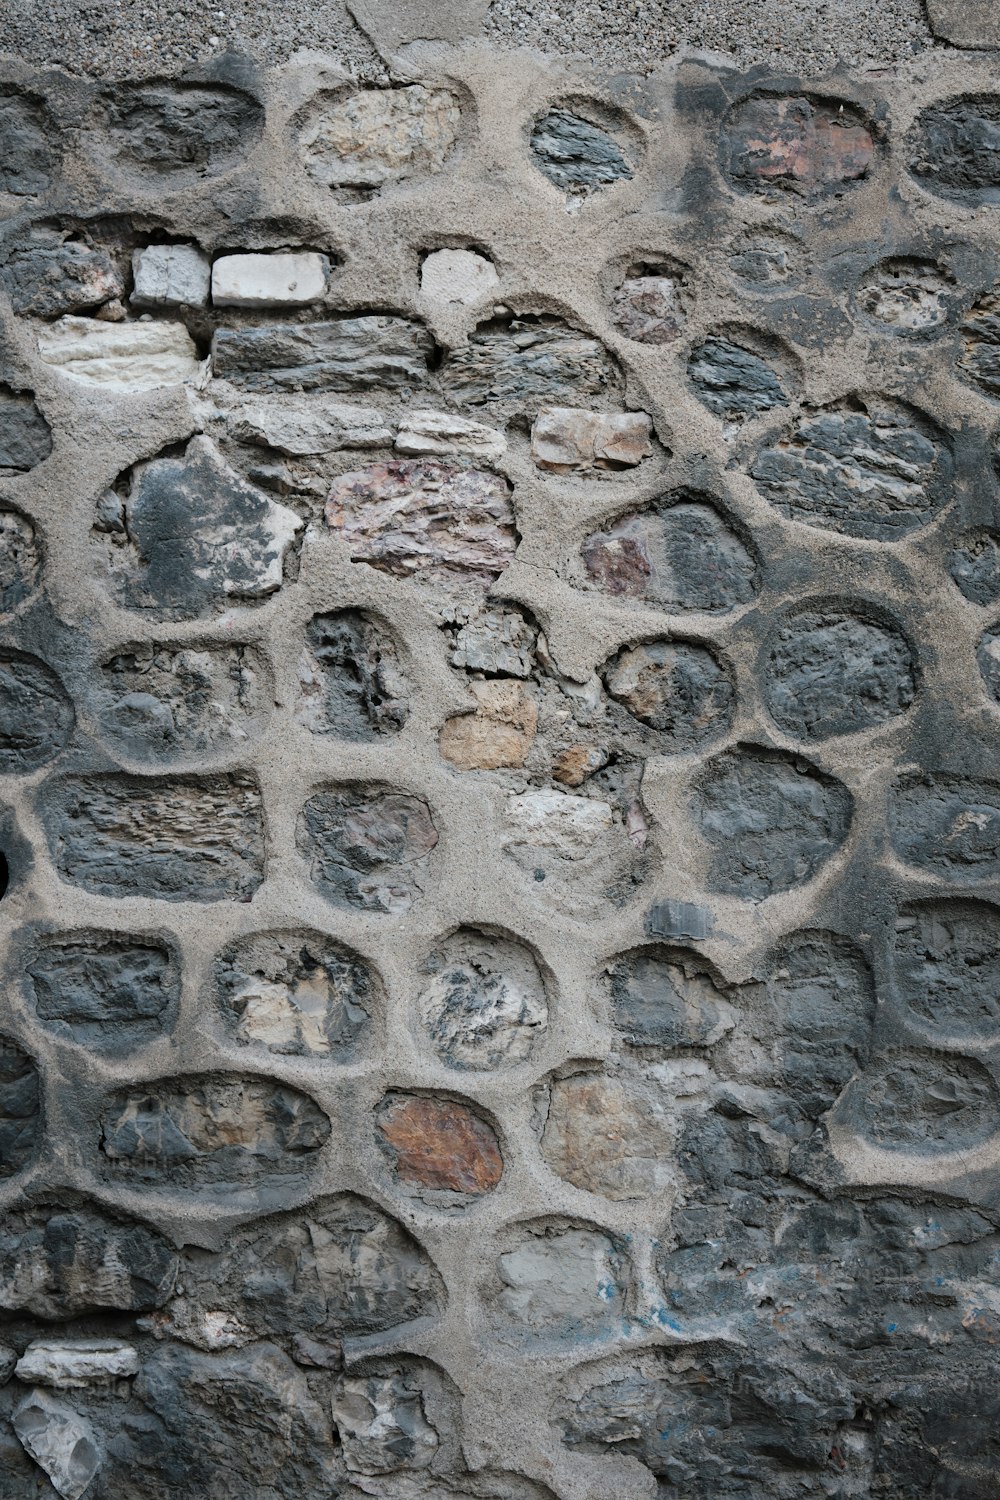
[37,316,203,390]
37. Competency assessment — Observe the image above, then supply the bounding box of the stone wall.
[2,6,1000,1497]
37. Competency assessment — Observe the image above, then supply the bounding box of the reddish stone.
[727,96,874,197]
[376,1093,503,1196]
[581,530,652,597]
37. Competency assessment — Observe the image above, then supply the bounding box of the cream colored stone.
[301,85,461,188]
[530,406,653,471]
[541,1069,676,1199]
[211,252,329,308]
[37,317,203,390]
[503,788,613,857]
[15,1340,139,1389]
[420,248,499,305]
[439,679,537,770]
[395,409,506,461]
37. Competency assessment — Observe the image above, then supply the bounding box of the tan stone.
[530,407,652,472]
[541,1068,676,1200]
[439,680,537,770]
[301,85,461,189]
[551,744,606,787]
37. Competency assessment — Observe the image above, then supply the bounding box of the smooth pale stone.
[503,789,613,857]
[395,409,506,461]
[212,252,330,309]
[37,317,202,390]
[131,244,211,308]
[12,1389,102,1500]
[420,248,499,305]
[15,1340,139,1388]
[231,394,390,454]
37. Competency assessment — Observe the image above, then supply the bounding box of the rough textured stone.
[0,385,52,473]
[297,609,408,738]
[297,785,438,912]
[15,1339,139,1388]
[908,94,1000,201]
[326,459,516,588]
[131,243,211,308]
[211,250,330,307]
[894,900,1000,1043]
[926,0,1000,46]
[396,408,506,460]
[419,929,548,1069]
[420,248,499,304]
[890,773,1000,881]
[333,1368,440,1474]
[444,604,537,676]
[100,1074,331,1190]
[443,315,620,409]
[958,286,1000,396]
[25,930,180,1052]
[493,1224,627,1340]
[212,315,434,392]
[950,529,1000,605]
[0,89,55,194]
[764,605,915,739]
[95,436,302,618]
[0,651,74,770]
[582,495,759,612]
[12,1388,102,1500]
[439,679,538,769]
[609,267,688,344]
[692,745,853,898]
[751,397,953,539]
[0,1037,39,1179]
[213,928,375,1056]
[530,406,652,470]
[607,946,734,1049]
[724,94,875,197]
[540,1067,675,1199]
[232,392,391,452]
[41,772,265,901]
[3,237,123,317]
[376,1092,504,1198]
[978,622,1000,701]
[530,109,632,195]
[37,316,202,389]
[300,84,461,191]
[101,81,264,176]
[503,788,613,857]
[602,638,733,749]
[842,1049,1000,1152]
[95,641,263,759]
[687,335,787,418]
[857,256,955,332]
[0,508,41,611]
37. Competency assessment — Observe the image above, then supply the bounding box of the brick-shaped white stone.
[131,244,211,309]
[15,1340,140,1388]
[212,252,330,309]
[420,249,499,305]
[37,317,203,390]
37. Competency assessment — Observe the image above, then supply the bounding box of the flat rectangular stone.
[131,244,211,309]
[211,316,434,393]
[37,317,203,390]
[395,409,506,461]
[231,394,391,454]
[212,252,330,309]
[530,407,653,471]
[15,1340,140,1388]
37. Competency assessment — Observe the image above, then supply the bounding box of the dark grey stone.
[101,81,264,176]
[842,1050,999,1153]
[297,785,438,913]
[299,610,408,738]
[978,623,1000,701]
[602,638,734,749]
[0,1036,38,1180]
[211,316,435,393]
[687,336,787,418]
[95,641,264,759]
[0,651,74,770]
[958,286,1000,395]
[723,93,875,199]
[40,773,265,902]
[890,773,1000,882]
[0,90,55,195]
[3,240,124,316]
[894,900,1000,1042]
[25,930,179,1052]
[764,606,915,739]
[767,929,876,1117]
[0,386,51,474]
[949,530,1000,605]
[0,508,41,613]
[608,946,730,1048]
[692,746,852,899]
[908,95,1000,202]
[442,315,620,408]
[644,900,714,941]
[530,109,632,193]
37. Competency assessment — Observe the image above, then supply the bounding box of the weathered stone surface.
[841,1050,1000,1153]
[376,1092,504,1198]
[724,94,875,197]
[978,622,1000,701]
[326,459,516,588]
[602,638,733,749]
[927,0,1000,46]
[95,641,262,759]
[334,1368,439,1474]
[15,1339,139,1388]
[100,1074,330,1190]
[38,316,202,389]
[0,651,74,770]
[857,257,955,332]
[950,529,1000,605]
[540,1067,675,1199]
[41,772,265,901]
[131,243,211,308]
[439,679,537,769]
[300,84,461,190]
[610,267,687,344]
[958,286,1000,396]
[764,605,915,739]
[101,81,264,176]
[530,406,652,471]
[0,1037,39,1179]
[0,89,55,194]
[687,335,787,418]
[26,930,179,1052]
[211,251,330,307]
[504,788,613,858]
[445,604,537,677]
[443,315,620,409]
[12,1388,101,1500]
[894,900,1000,1043]
[727,231,798,287]
[0,385,52,472]
[0,507,41,612]
[0,1201,176,1319]
[751,397,953,540]
[396,408,506,460]
[890,773,1000,882]
[692,745,852,898]
[582,494,758,612]
[212,315,434,392]
[297,785,438,913]
[420,248,499,304]
[3,237,123,317]
[232,392,391,452]
[96,436,302,618]
[493,1224,627,1340]
[297,609,408,738]
[419,928,548,1070]
[530,109,632,195]
[607,946,734,1049]
[213,928,375,1057]
[908,94,1000,201]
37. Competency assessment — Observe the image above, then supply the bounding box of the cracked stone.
[419,928,548,1070]
[131,243,211,308]
[212,315,434,393]
[530,407,652,471]
[12,1389,101,1500]
[724,94,875,198]
[376,1092,504,1199]
[297,785,438,913]
[530,109,632,195]
[300,84,461,190]
[0,387,52,473]
[297,609,408,739]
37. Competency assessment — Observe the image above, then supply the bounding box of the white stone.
[15,1340,139,1389]
[212,252,330,309]
[230,395,390,454]
[504,789,613,858]
[333,1374,439,1475]
[395,409,506,461]
[37,317,203,390]
[131,244,211,309]
[12,1390,102,1500]
[420,249,499,305]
